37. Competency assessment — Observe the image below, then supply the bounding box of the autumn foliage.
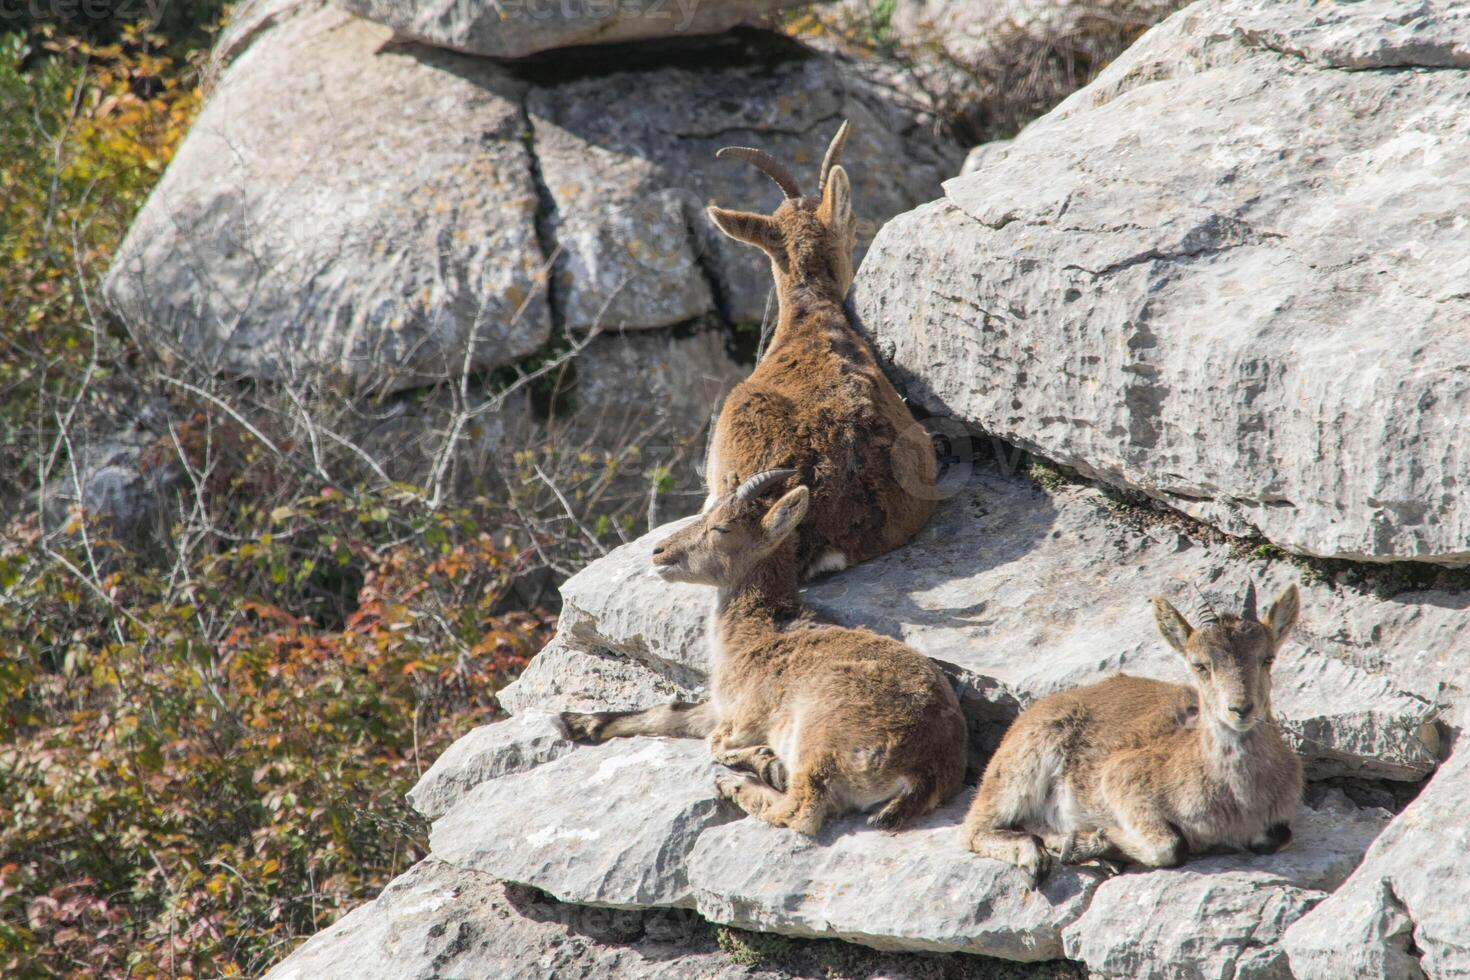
[1,481,554,976]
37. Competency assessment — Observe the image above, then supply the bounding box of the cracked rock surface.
[262,858,760,980]
[105,0,957,392]
[1284,710,1470,980]
[850,0,1470,564]
[1062,793,1391,979]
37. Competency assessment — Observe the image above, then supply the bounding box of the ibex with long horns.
[562,470,968,835]
[701,122,938,578]
[962,583,1304,883]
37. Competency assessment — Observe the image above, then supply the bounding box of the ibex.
[562,470,968,835]
[701,122,937,578]
[963,584,1303,883]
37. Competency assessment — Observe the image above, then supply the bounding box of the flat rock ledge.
[689,798,1104,961]
[551,466,1465,782]
[430,738,736,909]
[264,465,1468,978]
[385,716,1392,977]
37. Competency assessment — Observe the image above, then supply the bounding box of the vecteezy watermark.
[493,0,707,33]
[0,0,168,22]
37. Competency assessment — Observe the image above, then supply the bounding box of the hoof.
[1015,836,1052,889]
[559,711,607,742]
[714,774,747,803]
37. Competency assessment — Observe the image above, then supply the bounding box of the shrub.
[0,23,202,511]
[1,483,554,976]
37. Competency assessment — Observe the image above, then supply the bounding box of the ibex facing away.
[563,470,968,835]
[702,122,938,578]
[963,584,1303,883]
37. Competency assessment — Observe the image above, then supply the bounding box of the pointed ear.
[1153,596,1194,655]
[1264,584,1300,643]
[817,165,853,233]
[707,206,779,254]
[760,486,809,542]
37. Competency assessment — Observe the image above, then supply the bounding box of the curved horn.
[716,146,801,199]
[1191,585,1220,628]
[1241,581,1259,622]
[818,119,851,196]
[735,468,798,503]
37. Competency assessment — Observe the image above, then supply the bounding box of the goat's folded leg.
[1041,828,1118,865]
[715,772,782,818]
[967,828,1052,888]
[713,744,788,792]
[561,701,715,743]
[757,757,839,837]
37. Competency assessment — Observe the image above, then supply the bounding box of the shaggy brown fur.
[702,122,938,578]
[962,584,1304,884]
[562,472,968,835]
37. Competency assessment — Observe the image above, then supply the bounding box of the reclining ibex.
[701,122,937,578]
[963,583,1303,883]
[563,470,968,835]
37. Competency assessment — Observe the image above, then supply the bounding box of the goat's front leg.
[706,718,768,756]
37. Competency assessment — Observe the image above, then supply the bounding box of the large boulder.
[106,2,957,393]
[521,31,958,334]
[332,0,807,60]
[849,0,1470,564]
[107,2,550,394]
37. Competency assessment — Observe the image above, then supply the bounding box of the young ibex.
[702,122,937,578]
[563,469,968,835]
[963,583,1303,883]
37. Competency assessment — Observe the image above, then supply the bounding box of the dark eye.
[712,525,731,535]
[1262,655,1275,667]
[1193,663,1209,676]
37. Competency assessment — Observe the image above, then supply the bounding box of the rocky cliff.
[262,1,1470,977]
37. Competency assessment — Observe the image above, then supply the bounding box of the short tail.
[560,701,716,743]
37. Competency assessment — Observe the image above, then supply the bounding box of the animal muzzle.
[650,544,685,580]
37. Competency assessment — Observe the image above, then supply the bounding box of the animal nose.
[1229,702,1254,720]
